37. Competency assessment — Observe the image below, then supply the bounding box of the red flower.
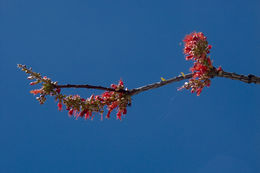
[58,102,62,111]
[183,34,193,43]
[30,81,38,85]
[68,109,74,116]
[184,47,191,54]
[207,58,212,67]
[111,84,117,89]
[196,87,203,96]
[217,66,223,72]
[85,111,90,120]
[109,101,118,110]
[106,110,111,119]
[117,110,122,120]
[205,80,211,87]
[119,79,124,86]
[102,91,112,98]
[56,88,61,94]
[123,108,127,115]
[30,89,42,95]
[185,55,193,60]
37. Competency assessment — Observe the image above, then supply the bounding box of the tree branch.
[55,69,259,96]
[57,84,129,93]
[128,73,193,95]
[214,70,260,84]
[55,73,193,96]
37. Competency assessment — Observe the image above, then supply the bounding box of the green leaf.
[161,77,166,81]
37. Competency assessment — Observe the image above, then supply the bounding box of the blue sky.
[1,0,260,172]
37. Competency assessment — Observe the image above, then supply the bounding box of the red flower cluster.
[181,32,213,96]
[19,64,131,121]
[61,79,130,120]
[103,79,127,120]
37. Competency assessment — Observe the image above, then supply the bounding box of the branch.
[214,70,260,84]
[127,70,260,95]
[55,69,259,96]
[18,63,260,120]
[17,31,260,121]
[55,74,193,96]
[54,73,193,96]
[128,73,193,95]
[57,84,129,93]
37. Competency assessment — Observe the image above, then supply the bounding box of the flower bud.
[30,81,38,85]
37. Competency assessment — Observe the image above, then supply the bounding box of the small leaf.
[181,72,185,77]
[161,77,166,81]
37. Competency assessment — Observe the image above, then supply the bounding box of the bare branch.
[214,70,260,84]
[128,73,193,96]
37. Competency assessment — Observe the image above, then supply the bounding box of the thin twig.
[128,73,193,95]
[56,84,129,93]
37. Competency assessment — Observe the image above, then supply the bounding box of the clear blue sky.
[1,0,260,172]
